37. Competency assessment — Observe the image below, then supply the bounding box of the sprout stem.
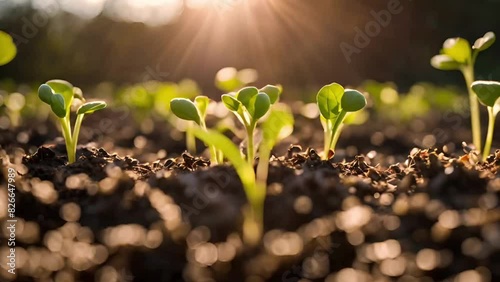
[328,111,347,152]
[483,107,496,160]
[200,120,219,165]
[186,123,197,154]
[323,120,332,160]
[246,122,256,165]
[330,124,344,153]
[462,65,482,153]
[60,116,75,163]
[70,114,85,163]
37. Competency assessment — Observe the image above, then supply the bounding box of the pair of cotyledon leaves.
[316,83,366,120]
[221,85,281,122]
[170,85,281,125]
[170,96,210,126]
[431,32,496,70]
[38,80,106,118]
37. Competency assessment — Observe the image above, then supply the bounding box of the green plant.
[257,104,294,190]
[191,128,262,245]
[431,31,496,151]
[170,96,222,164]
[0,31,16,66]
[38,80,106,163]
[471,81,500,160]
[317,83,367,159]
[222,85,282,164]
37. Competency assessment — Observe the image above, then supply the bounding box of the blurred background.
[0,0,499,94]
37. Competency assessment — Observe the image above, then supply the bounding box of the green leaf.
[431,54,462,70]
[191,128,258,202]
[50,94,66,118]
[471,80,500,107]
[0,31,16,66]
[222,94,241,112]
[248,93,271,121]
[341,89,367,112]
[170,98,201,125]
[259,84,282,104]
[195,96,210,119]
[441,37,471,64]
[316,83,344,119]
[236,87,259,108]
[46,80,74,112]
[38,84,54,105]
[77,101,107,115]
[473,32,496,52]
[262,105,294,147]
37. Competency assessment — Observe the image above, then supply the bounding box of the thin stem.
[328,111,347,151]
[59,116,74,163]
[186,122,197,154]
[256,142,272,190]
[330,124,344,153]
[461,65,482,152]
[246,122,256,165]
[71,114,85,163]
[323,119,332,160]
[200,120,219,165]
[483,107,496,161]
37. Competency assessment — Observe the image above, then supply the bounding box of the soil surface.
[1,141,499,281]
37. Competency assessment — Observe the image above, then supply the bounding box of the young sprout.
[257,105,294,191]
[471,81,500,160]
[317,83,367,159]
[38,80,107,163]
[170,96,222,164]
[191,128,262,245]
[431,31,496,151]
[0,30,16,66]
[222,85,282,164]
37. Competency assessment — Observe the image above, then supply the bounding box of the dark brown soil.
[2,142,499,282]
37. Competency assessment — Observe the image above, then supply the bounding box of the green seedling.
[257,105,294,192]
[38,80,106,163]
[0,31,16,66]
[317,83,367,159]
[431,31,496,151]
[192,128,262,245]
[222,85,282,164]
[170,96,222,164]
[471,81,500,160]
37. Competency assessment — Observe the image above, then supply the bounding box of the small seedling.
[471,81,500,160]
[317,83,366,159]
[170,96,222,164]
[0,31,16,66]
[257,105,294,191]
[38,80,107,163]
[192,128,262,245]
[431,31,496,151]
[222,84,282,164]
